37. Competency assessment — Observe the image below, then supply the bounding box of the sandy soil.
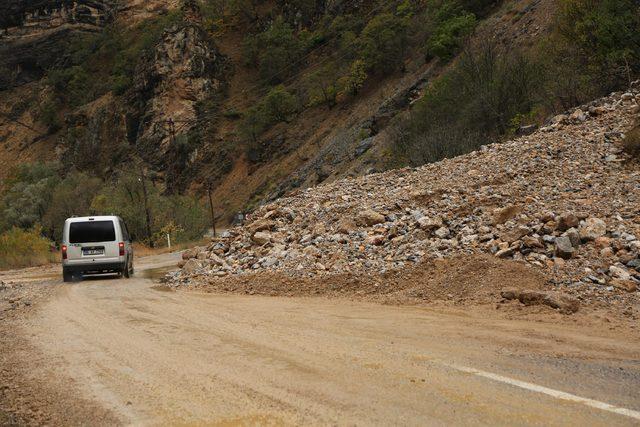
[1,253,639,425]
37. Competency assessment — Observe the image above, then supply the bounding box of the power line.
[0,112,42,134]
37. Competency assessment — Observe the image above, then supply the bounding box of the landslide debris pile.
[169,83,640,297]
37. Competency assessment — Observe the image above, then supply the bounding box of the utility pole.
[139,166,154,248]
[207,185,216,238]
[167,118,177,145]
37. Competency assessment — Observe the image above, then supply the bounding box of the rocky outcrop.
[0,0,115,89]
[128,23,230,187]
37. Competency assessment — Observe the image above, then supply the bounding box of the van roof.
[65,216,121,223]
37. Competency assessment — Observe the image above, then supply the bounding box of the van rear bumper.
[63,262,125,274]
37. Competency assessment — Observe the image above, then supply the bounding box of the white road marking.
[441,362,640,421]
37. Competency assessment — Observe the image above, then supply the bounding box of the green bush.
[358,13,408,74]
[426,2,476,61]
[242,17,305,84]
[393,42,542,165]
[240,85,298,141]
[261,85,298,123]
[337,59,368,97]
[0,227,56,270]
[304,64,339,107]
[545,0,640,103]
[0,162,60,232]
[38,100,62,133]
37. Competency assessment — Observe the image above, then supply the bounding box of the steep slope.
[0,0,559,214]
[199,0,560,218]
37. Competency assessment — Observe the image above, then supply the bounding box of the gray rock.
[555,236,574,259]
[563,228,581,248]
[355,137,374,156]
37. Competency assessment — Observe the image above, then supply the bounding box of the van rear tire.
[63,268,73,283]
[123,259,131,279]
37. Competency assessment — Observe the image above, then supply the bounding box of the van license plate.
[83,248,104,256]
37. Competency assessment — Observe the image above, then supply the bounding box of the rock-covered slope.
[170,83,640,305]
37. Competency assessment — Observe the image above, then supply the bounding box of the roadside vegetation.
[0,227,57,270]
[0,162,211,269]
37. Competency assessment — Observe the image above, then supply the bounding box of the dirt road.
[2,253,640,425]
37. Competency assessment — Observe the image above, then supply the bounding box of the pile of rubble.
[169,83,640,298]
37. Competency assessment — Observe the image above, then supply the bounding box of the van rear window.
[69,221,116,243]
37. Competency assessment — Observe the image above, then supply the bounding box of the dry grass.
[623,124,640,158]
[0,228,57,270]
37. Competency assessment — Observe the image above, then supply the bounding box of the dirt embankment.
[179,254,545,303]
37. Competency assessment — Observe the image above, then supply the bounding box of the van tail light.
[119,242,125,256]
[61,245,67,260]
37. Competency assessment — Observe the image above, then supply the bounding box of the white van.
[61,216,134,282]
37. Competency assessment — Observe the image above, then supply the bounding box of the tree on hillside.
[243,17,305,84]
[557,0,640,86]
[305,64,340,107]
[42,172,103,240]
[358,13,408,74]
[261,85,298,123]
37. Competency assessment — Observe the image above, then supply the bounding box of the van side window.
[119,219,130,241]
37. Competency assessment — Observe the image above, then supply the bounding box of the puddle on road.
[142,265,178,293]
[141,265,176,281]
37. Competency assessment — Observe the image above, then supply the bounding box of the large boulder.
[181,259,203,274]
[557,213,579,232]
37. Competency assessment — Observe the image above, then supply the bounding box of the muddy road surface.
[1,252,640,425]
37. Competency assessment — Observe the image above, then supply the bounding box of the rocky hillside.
[168,83,640,310]
[1,0,638,226]
[0,0,559,210]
